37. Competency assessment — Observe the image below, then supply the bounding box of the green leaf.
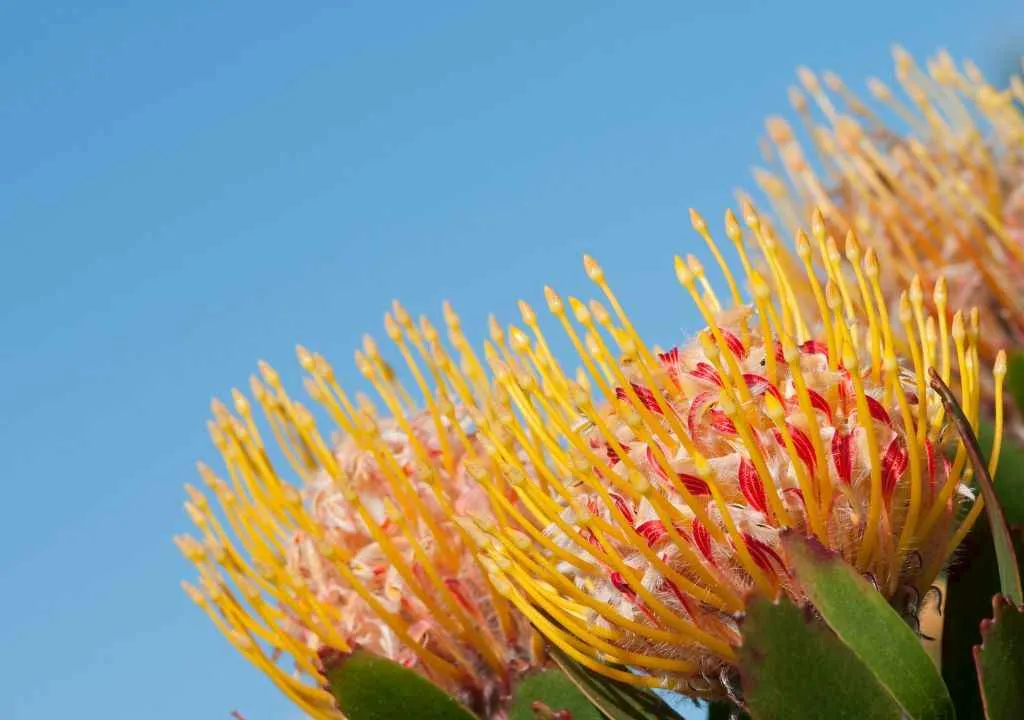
[942,520,1024,719]
[943,520,1001,719]
[781,532,955,720]
[544,644,686,720]
[976,421,1024,527]
[324,650,478,720]
[930,369,1023,605]
[976,595,1024,720]
[509,670,603,720]
[739,595,902,719]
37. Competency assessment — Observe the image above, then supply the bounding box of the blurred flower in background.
[752,47,1024,437]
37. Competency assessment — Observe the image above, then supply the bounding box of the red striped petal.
[744,534,785,575]
[658,347,680,366]
[679,472,711,496]
[708,409,737,434]
[609,571,633,596]
[611,492,635,525]
[635,520,666,547]
[689,362,723,386]
[739,457,769,514]
[800,340,829,357]
[865,395,892,427]
[691,519,715,565]
[646,445,669,482]
[789,424,818,476]
[606,443,621,466]
[774,425,817,476]
[687,390,716,438]
[881,438,909,499]
[721,329,748,359]
[806,389,834,422]
[744,373,783,401]
[831,430,852,485]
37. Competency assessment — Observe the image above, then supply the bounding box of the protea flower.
[176,304,539,719]
[470,206,1005,699]
[752,47,1023,434]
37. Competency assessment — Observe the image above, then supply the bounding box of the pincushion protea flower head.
[753,47,1024,432]
[176,304,539,719]
[470,206,1005,699]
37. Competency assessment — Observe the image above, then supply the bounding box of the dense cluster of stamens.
[753,47,1024,428]
[471,206,1005,698]
[176,304,539,719]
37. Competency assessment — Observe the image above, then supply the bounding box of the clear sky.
[1,2,1021,718]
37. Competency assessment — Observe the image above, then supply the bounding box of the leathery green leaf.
[781,532,955,720]
[976,595,1024,720]
[739,595,901,719]
[508,669,602,720]
[324,650,478,720]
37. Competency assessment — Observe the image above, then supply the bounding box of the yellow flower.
[753,47,1024,430]
[470,206,1004,698]
[176,304,539,719]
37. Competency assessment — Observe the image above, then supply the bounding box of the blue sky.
[1,2,1020,718]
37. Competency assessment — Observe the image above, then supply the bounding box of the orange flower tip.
[257,360,279,385]
[361,333,379,357]
[891,43,911,64]
[518,299,537,325]
[933,276,948,304]
[488,314,504,343]
[206,397,227,419]
[787,85,806,111]
[181,580,205,605]
[674,255,694,285]
[898,294,913,323]
[822,70,842,90]
[295,344,313,370]
[825,235,841,263]
[797,66,820,91]
[724,209,741,239]
[184,501,205,527]
[508,326,530,353]
[825,280,842,311]
[867,77,891,100]
[688,208,707,232]
[863,247,880,277]
[543,285,564,314]
[230,388,250,416]
[811,208,826,238]
[952,312,966,342]
[391,299,411,325]
[583,254,604,282]
[383,313,401,341]
[353,351,371,377]
[764,116,791,143]
[794,229,812,258]
[995,350,1008,377]
[568,297,590,324]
